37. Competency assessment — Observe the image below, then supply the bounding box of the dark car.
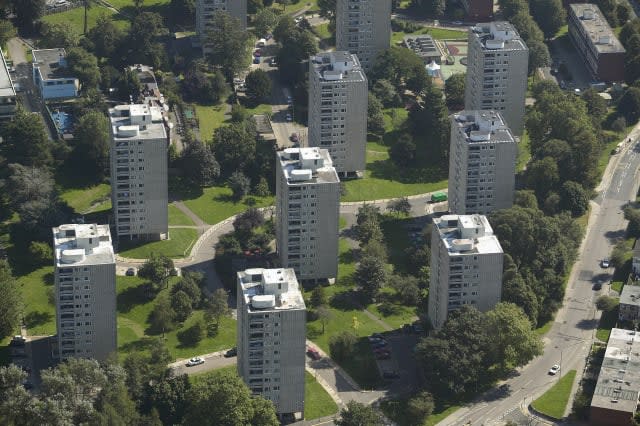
[375,351,391,360]
[593,281,603,291]
[371,341,389,350]
[224,347,237,358]
[125,268,136,276]
[382,370,400,379]
[306,347,321,360]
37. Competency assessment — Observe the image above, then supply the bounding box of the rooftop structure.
[32,48,79,100]
[403,35,446,64]
[590,328,640,425]
[237,268,306,417]
[619,284,640,323]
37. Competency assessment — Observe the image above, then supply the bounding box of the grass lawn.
[60,183,110,214]
[391,27,466,45]
[367,302,416,329]
[531,370,577,419]
[177,185,274,225]
[535,319,553,336]
[189,365,237,384]
[195,103,272,143]
[342,142,447,202]
[107,0,169,8]
[118,228,198,259]
[18,267,56,336]
[168,204,196,226]
[42,6,129,33]
[611,281,624,293]
[596,306,618,342]
[305,371,339,420]
[517,130,531,172]
[116,275,237,361]
[381,398,460,426]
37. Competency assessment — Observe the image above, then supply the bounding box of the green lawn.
[596,306,618,342]
[42,6,129,33]
[611,281,624,293]
[531,370,577,419]
[305,371,339,420]
[107,0,169,8]
[517,130,531,172]
[168,204,196,226]
[18,267,56,336]
[118,228,198,259]
[116,275,237,361]
[535,319,553,336]
[342,142,447,202]
[367,302,416,329]
[195,103,272,143]
[178,185,274,225]
[60,183,110,214]
[391,27,466,45]
[189,365,237,384]
[381,398,460,426]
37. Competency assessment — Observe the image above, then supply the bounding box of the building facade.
[448,110,517,215]
[0,48,16,120]
[109,104,169,241]
[568,4,625,82]
[428,214,504,329]
[308,51,367,175]
[465,22,528,135]
[196,0,247,51]
[32,48,79,100]
[335,0,391,70]
[590,328,640,425]
[618,284,640,323]
[276,148,340,283]
[237,268,306,418]
[460,0,493,21]
[53,224,116,362]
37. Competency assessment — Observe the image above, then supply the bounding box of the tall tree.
[336,401,384,426]
[88,15,125,59]
[212,122,256,176]
[444,73,465,109]
[367,93,385,137]
[0,260,21,339]
[529,0,566,39]
[138,254,175,289]
[245,69,272,105]
[205,11,251,79]
[180,140,220,186]
[203,288,230,335]
[66,47,101,90]
[11,0,44,32]
[73,111,110,179]
[355,255,387,301]
[149,294,176,336]
[0,107,52,168]
[39,22,80,48]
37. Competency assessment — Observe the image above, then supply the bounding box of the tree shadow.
[603,229,626,242]
[117,283,155,313]
[43,272,54,286]
[330,290,361,311]
[339,247,356,265]
[119,336,158,353]
[367,159,447,185]
[24,311,53,329]
[169,176,204,201]
[576,318,600,330]
[213,193,241,204]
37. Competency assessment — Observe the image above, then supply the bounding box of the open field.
[531,370,577,419]
[118,228,198,259]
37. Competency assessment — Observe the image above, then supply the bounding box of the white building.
[448,110,517,215]
[53,224,116,362]
[276,148,340,283]
[465,22,528,135]
[196,0,247,52]
[428,214,504,329]
[109,104,168,241]
[336,0,391,70]
[32,48,79,100]
[308,51,367,176]
[237,268,306,418]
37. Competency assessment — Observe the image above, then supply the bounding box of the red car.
[306,347,321,360]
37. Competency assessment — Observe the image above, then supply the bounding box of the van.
[257,38,266,47]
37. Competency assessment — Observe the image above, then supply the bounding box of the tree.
[389,134,417,167]
[407,391,435,425]
[371,47,429,94]
[28,241,52,266]
[213,122,256,176]
[0,20,16,47]
[581,88,608,123]
[126,12,169,69]
[611,240,628,269]
[0,365,32,424]
[529,0,566,39]
[184,371,278,426]
[87,15,124,59]
[73,110,110,179]
[387,197,411,216]
[408,81,450,163]
[0,260,21,340]
[39,22,80,48]
[245,69,272,105]
[180,141,220,186]
[143,373,190,425]
[204,289,230,336]
[317,0,337,22]
[12,0,44,32]
[182,67,228,104]
[618,87,640,124]
[316,305,332,334]
[367,93,385,137]
[228,171,251,201]
[149,294,176,336]
[336,401,384,426]
[0,107,52,168]
[205,11,252,79]
[233,207,265,235]
[169,0,195,27]
[138,255,175,289]
[413,0,445,17]
[389,274,421,305]
[625,207,640,238]
[560,181,590,217]
[372,79,400,107]
[355,255,387,301]
[444,73,465,109]
[254,7,278,37]
[172,274,202,307]
[172,290,193,322]
[329,331,357,362]
[310,286,328,308]
[3,163,55,210]
[596,295,619,312]
[66,47,100,90]
[177,318,205,346]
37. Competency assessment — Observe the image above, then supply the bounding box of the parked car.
[382,370,400,379]
[224,348,237,358]
[593,281,603,291]
[375,351,391,360]
[11,335,26,346]
[373,346,391,355]
[125,268,136,276]
[186,357,204,367]
[371,341,389,350]
[600,258,610,268]
[306,347,321,360]
[548,364,560,375]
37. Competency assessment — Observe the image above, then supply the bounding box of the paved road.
[438,134,640,425]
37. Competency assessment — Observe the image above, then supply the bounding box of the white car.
[286,114,292,122]
[186,357,204,367]
[601,258,610,268]
[549,364,560,375]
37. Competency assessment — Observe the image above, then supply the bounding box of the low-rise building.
[237,268,306,419]
[32,48,79,100]
[0,48,16,120]
[632,240,640,276]
[590,328,640,425]
[619,284,640,323]
[403,35,446,64]
[53,224,116,362]
[568,4,625,82]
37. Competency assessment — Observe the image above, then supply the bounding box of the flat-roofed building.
[428,214,504,329]
[568,4,625,82]
[590,328,640,425]
[53,224,116,362]
[109,104,168,241]
[276,147,340,283]
[0,49,16,120]
[448,110,517,215]
[403,35,446,64]
[237,268,306,418]
[465,22,528,135]
[619,284,640,323]
[32,48,79,100]
[196,0,247,52]
[308,51,367,176]
[336,0,391,70]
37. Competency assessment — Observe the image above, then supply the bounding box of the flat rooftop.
[32,48,76,80]
[591,328,640,414]
[403,35,444,59]
[435,214,503,255]
[238,268,306,312]
[453,110,515,144]
[0,49,15,98]
[109,103,167,142]
[278,147,339,185]
[53,224,115,266]
[310,51,366,83]
[569,4,625,54]
[620,284,640,307]
[471,22,528,52]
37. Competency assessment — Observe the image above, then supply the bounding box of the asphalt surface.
[438,136,640,425]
